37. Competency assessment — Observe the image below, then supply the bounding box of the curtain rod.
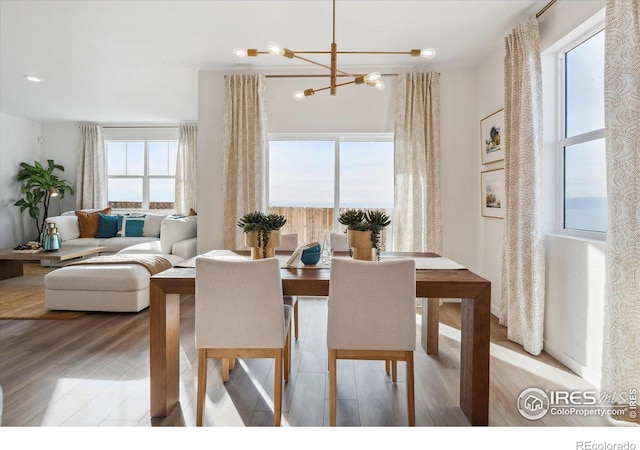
[536,0,557,18]
[86,125,182,129]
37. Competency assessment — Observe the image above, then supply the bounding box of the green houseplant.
[338,209,391,261]
[14,160,74,239]
[237,211,287,259]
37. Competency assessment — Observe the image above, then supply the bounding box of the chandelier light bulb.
[374,80,385,91]
[233,48,248,57]
[420,48,436,58]
[293,90,305,101]
[268,42,285,56]
[364,72,382,84]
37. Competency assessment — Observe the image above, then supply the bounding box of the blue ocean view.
[565,197,607,233]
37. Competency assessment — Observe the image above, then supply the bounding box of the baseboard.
[543,339,602,388]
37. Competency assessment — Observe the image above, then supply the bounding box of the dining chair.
[279,233,301,339]
[327,257,416,426]
[330,232,349,252]
[195,257,292,426]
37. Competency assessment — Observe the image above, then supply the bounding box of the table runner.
[176,250,465,270]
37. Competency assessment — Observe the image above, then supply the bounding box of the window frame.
[555,23,606,240]
[267,132,394,231]
[106,139,178,212]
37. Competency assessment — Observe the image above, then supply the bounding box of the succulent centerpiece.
[237,211,287,259]
[337,209,391,261]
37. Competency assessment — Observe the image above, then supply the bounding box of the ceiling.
[0,0,546,124]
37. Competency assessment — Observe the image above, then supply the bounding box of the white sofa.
[43,212,197,312]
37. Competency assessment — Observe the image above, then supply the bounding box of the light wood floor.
[0,263,634,428]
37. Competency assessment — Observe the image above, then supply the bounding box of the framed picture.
[481,168,505,219]
[480,109,504,164]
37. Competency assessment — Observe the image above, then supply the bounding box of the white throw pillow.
[143,214,167,238]
[160,216,197,254]
[46,215,80,241]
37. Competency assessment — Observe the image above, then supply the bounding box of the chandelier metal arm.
[292,54,355,78]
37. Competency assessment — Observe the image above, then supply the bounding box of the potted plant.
[14,160,74,240]
[237,211,287,259]
[338,209,391,261]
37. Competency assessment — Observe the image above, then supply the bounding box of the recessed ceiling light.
[24,75,42,83]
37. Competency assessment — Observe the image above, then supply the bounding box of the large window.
[106,140,177,210]
[560,28,606,234]
[268,134,394,246]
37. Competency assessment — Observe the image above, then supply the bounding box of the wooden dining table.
[149,251,491,426]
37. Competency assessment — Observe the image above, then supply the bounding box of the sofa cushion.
[143,214,167,238]
[96,214,118,238]
[76,207,111,237]
[160,216,197,254]
[117,242,184,265]
[120,216,145,237]
[96,237,158,253]
[46,215,80,241]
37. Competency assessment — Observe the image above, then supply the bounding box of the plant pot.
[245,229,281,259]
[346,230,376,261]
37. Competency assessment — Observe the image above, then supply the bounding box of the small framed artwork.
[480,109,504,164]
[481,168,505,219]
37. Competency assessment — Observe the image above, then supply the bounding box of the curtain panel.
[76,124,106,210]
[500,16,545,356]
[222,74,268,250]
[393,72,442,253]
[602,0,640,423]
[175,124,197,215]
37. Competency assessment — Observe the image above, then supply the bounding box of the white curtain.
[76,124,106,210]
[222,74,268,250]
[175,124,197,215]
[393,72,442,253]
[500,16,545,356]
[602,0,639,421]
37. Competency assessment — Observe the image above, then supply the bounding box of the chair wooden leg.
[385,360,390,374]
[274,349,283,426]
[329,349,337,426]
[284,324,291,382]
[221,358,230,382]
[196,348,207,426]
[406,351,415,426]
[391,361,398,383]
[229,358,236,370]
[293,300,299,339]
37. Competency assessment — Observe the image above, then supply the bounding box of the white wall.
[475,0,607,387]
[41,123,81,214]
[0,113,43,246]
[197,69,478,271]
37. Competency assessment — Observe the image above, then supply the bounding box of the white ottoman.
[44,264,151,312]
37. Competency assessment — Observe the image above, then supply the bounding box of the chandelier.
[233,0,435,100]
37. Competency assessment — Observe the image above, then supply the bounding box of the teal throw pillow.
[121,216,145,237]
[116,214,130,235]
[96,214,118,238]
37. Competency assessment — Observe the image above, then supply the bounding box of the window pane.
[108,178,143,203]
[107,142,127,175]
[149,178,175,202]
[127,142,145,175]
[149,142,169,175]
[168,142,178,175]
[269,141,335,207]
[565,30,605,137]
[339,141,394,209]
[564,139,607,232]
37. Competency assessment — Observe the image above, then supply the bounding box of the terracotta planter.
[245,229,281,259]
[346,229,376,261]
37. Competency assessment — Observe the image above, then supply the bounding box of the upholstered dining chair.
[279,233,301,339]
[330,232,349,252]
[327,257,416,426]
[195,257,292,426]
